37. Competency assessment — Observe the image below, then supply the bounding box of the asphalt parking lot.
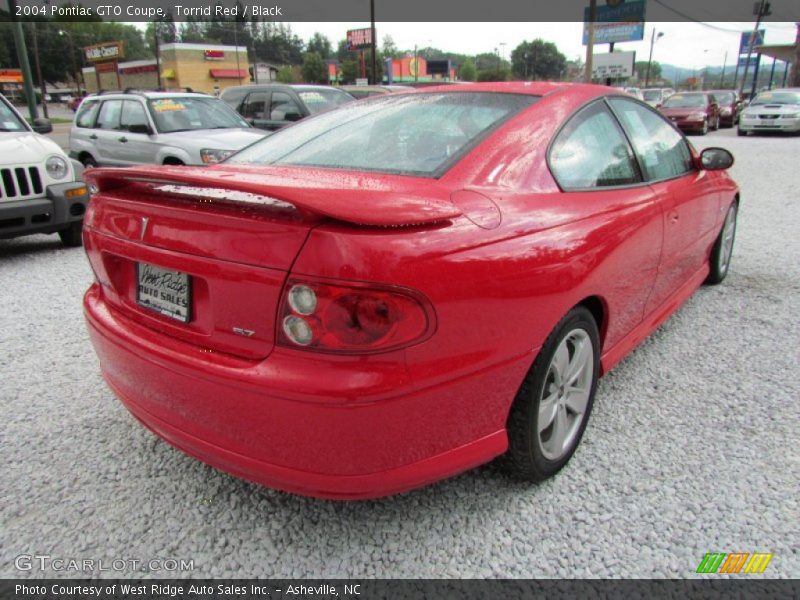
[1,127,798,579]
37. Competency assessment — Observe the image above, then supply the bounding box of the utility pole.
[584,0,596,83]
[739,0,769,98]
[645,29,663,88]
[9,0,39,120]
[31,21,48,118]
[154,24,162,89]
[370,0,378,84]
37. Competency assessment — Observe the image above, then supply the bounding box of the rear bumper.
[0,182,89,240]
[84,285,528,499]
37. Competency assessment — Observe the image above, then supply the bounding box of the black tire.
[705,200,738,285]
[81,155,98,168]
[712,115,719,131]
[737,127,747,137]
[58,222,83,247]
[163,158,184,166]
[497,306,600,482]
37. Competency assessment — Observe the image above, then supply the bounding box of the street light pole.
[645,29,663,88]
[584,0,596,83]
[739,0,768,98]
[30,21,48,118]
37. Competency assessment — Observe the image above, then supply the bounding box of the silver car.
[69,91,267,167]
[738,88,800,136]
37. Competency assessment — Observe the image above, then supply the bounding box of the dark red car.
[658,92,720,134]
[83,83,739,499]
[709,90,743,127]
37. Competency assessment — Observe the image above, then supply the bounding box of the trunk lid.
[83,164,460,360]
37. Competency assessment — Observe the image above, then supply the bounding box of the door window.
[608,97,693,182]
[120,101,148,129]
[241,92,267,119]
[96,100,123,130]
[549,101,641,189]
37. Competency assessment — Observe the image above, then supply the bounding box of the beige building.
[81,43,250,94]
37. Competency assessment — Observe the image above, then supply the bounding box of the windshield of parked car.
[0,98,28,132]
[642,90,662,101]
[714,92,736,104]
[148,96,249,133]
[663,94,707,108]
[296,88,355,114]
[750,91,800,105]
[228,92,537,177]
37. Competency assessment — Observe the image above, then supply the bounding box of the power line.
[650,0,753,33]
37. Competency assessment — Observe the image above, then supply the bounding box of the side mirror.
[699,147,734,171]
[655,103,662,109]
[32,118,52,134]
[128,123,152,135]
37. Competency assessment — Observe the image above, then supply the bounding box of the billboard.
[591,51,636,79]
[739,30,765,55]
[582,0,646,45]
[346,28,374,51]
[426,60,451,76]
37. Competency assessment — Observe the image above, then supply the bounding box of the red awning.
[209,69,248,79]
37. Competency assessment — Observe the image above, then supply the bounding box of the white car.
[642,87,675,107]
[69,90,267,167]
[738,88,800,136]
[0,94,89,246]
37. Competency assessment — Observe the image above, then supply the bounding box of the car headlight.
[780,113,800,119]
[690,112,706,120]
[45,155,69,180]
[200,148,235,164]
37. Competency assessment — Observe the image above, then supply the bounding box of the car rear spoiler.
[84,166,463,227]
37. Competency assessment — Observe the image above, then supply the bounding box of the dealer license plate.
[136,263,191,323]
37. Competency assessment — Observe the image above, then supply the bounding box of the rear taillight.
[277,278,434,354]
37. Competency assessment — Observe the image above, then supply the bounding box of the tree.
[276,65,295,83]
[635,60,661,81]
[381,35,399,59]
[340,59,359,84]
[476,66,510,82]
[301,52,328,84]
[510,39,567,81]
[459,58,477,82]
[145,16,177,56]
[306,32,332,59]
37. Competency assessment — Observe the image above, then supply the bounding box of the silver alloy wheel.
[538,329,594,460]
[718,204,737,273]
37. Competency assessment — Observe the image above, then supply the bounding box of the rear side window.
[549,101,641,189]
[269,91,302,121]
[608,97,693,181]
[75,100,100,128]
[96,100,123,130]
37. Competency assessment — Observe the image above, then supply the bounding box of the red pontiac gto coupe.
[82,82,739,499]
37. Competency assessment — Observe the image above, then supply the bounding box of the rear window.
[228,92,537,177]
[297,88,355,114]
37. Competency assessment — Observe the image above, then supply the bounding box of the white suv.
[69,90,266,167]
[0,94,89,246]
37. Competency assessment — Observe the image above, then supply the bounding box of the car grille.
[759,115,780,120]
[0,166,44,200]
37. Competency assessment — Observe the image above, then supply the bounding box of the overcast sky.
[284,22,797,69]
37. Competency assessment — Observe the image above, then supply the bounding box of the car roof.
[85,91,211,100]
[415,81,608,98]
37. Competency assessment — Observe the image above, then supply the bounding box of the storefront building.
[81,43,250,94]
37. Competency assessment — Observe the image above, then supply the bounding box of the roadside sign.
[591,51,636,79]
[739,30,765,55]
[582,0,646,45]
[83,41,124,63]
[738,55,759,68]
